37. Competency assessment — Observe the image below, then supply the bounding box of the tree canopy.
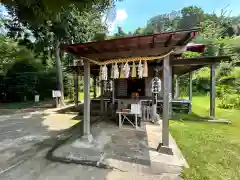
[0,0,114,104]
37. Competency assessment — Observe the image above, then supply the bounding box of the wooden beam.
[164,34,173,47]
[84,47,173,61]
[173,65,204,75]
[150,35,155,48]
[176,32,191,46]
[171,56,230,65]
[210,63,216,118]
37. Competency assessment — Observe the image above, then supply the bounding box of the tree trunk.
[55,39,65,106]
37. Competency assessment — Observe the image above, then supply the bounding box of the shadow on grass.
[172,112,210,123]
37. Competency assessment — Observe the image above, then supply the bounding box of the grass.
[170,96,240,180]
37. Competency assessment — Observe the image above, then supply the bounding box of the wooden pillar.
[169,64,172,117]
[112,80,115,115]
[171,70,174,100]
[174,75,179,99]
[83,60,91,136]
[100,80,104,116]
[210,63,216,118]
[162,55,170,147]
[93,77,97,99]
[157,55,173,155]
[160,71,164,99]
[152,69,158,123]
[188,72,192,113]
[112,80,115,104]
[74,71,79,107]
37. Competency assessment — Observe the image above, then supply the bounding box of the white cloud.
[108,9,128,34]
[116,9,128,21]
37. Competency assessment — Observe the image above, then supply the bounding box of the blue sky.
[110,0,240,33]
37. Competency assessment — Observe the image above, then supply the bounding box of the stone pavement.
[53,121,188,179]
[0,149,182,180]
[0,103,187,180]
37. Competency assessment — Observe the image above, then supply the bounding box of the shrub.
[216,84,232,98]
[3,58,43,102]
[218,94,240,109]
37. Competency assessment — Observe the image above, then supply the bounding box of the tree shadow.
[0,100,58,115]
[171,112,211,123]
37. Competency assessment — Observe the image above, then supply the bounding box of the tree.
[0,35,35,75]
[114,26,126,37]
[3,1,109,105]
[133,27,145,35]
[179,6,204,29]
[2,0,116,23]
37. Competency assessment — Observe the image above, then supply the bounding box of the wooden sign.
[52,90,61,98]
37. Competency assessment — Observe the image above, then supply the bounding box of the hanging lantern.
[143,60,148,77]
[138,61,143,78]
[131,62,136,78]
[104,80,113,92]
[123,62,130,78]
[120,63,124,78]
[151,77,161,94]
[113,63,119,79]
[102,65,108,80]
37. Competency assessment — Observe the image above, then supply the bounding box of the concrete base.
[157,143,174,155]
[207,119,232,124]
[53,121,188,175]
[80,133,93,143]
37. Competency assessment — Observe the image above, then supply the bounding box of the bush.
[3,58,43,102]
[218,94,240,109]
[216,84,232,98]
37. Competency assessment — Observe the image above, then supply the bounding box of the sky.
[109,0,240,34]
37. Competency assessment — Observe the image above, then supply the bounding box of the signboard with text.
[52,90,61,98]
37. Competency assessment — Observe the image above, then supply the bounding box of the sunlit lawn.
[170,96,240,180]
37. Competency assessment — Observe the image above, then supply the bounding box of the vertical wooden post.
[83,60,90,136]
[74,71,79,107]
[210,63,216,119]
[112,79,115,116]
[171,70,174,100]
[160,70,164,99]
[189,72,192,113]
[93,77,97,99]
[157,55,173,155]
[169,64,172,117]
[100,80,104,116]
[162,55,170,147]
[175,75,179,99]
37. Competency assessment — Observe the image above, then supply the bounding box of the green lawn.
[170,96,240,180]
